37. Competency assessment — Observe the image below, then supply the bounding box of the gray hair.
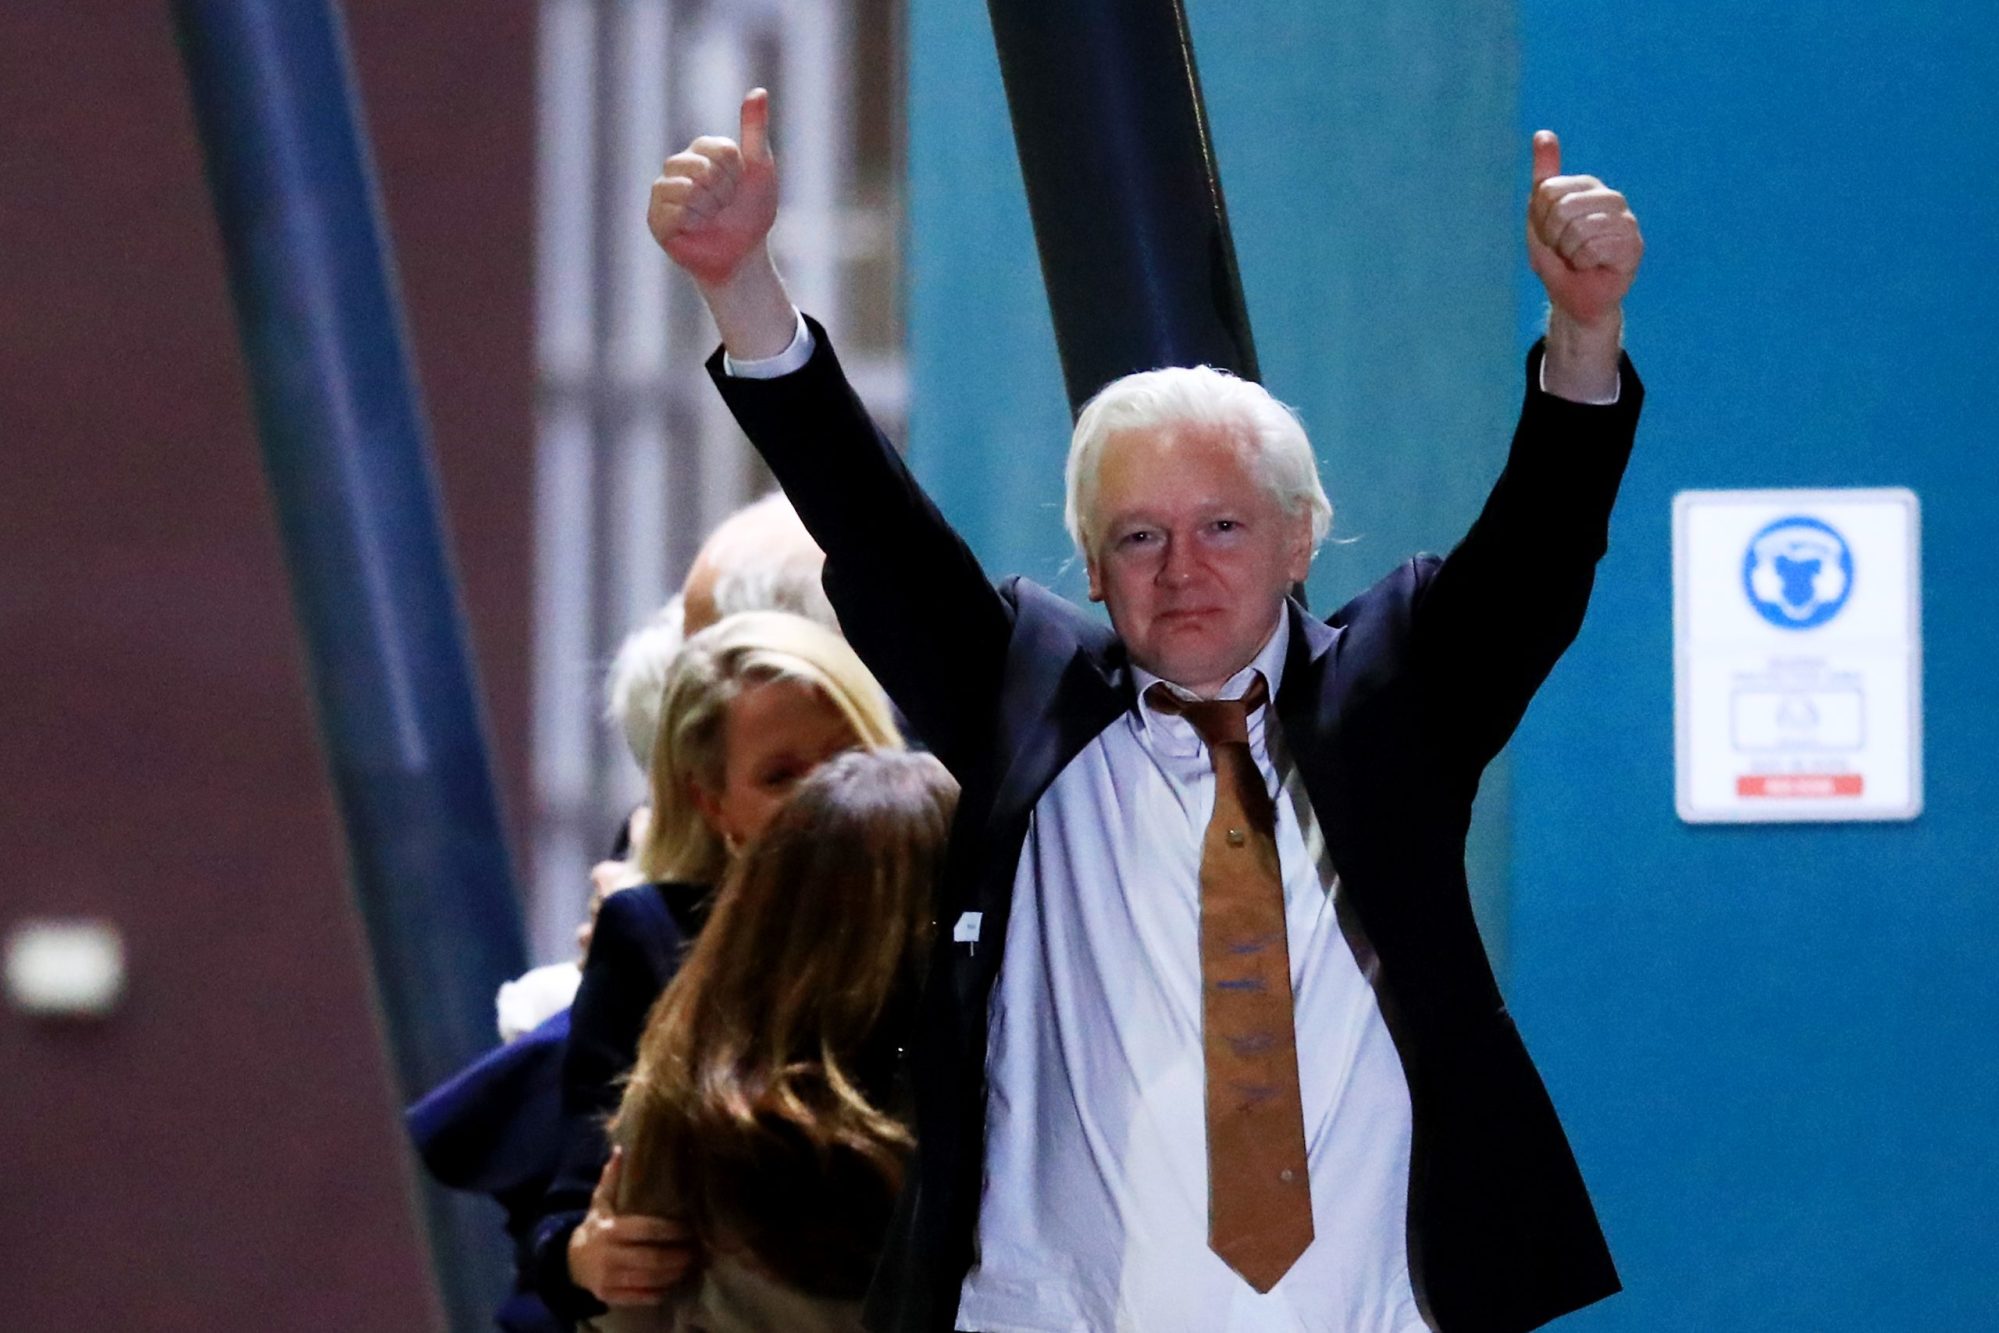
[604,595,688,772]
[708,495,837,631]
[604,495,843,776]
[1063,365,1332,558]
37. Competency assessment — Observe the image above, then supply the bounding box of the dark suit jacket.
[527,880,710,1326]
[409,1008,571,1333]
[711,319,1641,1333]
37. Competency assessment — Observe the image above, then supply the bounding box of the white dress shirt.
[954,616,1426,1333]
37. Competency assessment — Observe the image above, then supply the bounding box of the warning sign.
[1673,488,1922,823]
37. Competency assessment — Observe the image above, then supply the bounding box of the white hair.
[1063,365,1332,557]
[604,596,688,772]
[711,497,835,635]
[708,494,837,631]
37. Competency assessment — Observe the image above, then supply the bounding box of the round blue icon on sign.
[1742,515,1853,630]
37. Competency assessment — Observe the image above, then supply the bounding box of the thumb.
[1530,129,1561,187]
[740,87,772,164]
[591,1145,624,1211]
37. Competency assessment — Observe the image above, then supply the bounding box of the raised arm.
[1407,130,1646,780]
[649,91,1013,772]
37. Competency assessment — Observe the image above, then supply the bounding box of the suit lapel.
[983,583,1130,838]
[1276,597,1349,839]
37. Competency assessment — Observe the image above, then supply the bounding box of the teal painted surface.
[904,0,1070,595]
[906,0,1525,606]
[1508,3,1999,1328]
[907,0,1527,956]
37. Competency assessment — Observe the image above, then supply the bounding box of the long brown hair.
[615,749,957,1296]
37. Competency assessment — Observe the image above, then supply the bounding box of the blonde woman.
[597,748,957,1333]
[530,612,902,1325]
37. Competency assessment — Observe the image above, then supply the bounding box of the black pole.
[987,0,1260,413]
[173,3,528,1327]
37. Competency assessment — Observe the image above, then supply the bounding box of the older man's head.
[1066,367,1331,696]
[606,492,836,774]
[681,491,834,637]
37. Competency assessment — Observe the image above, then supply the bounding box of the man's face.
[1086,422,1312,696]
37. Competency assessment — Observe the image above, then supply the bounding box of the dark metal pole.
[987,0,1260,413]
[172,3,528,1327]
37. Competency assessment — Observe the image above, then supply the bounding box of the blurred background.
[1,0,1992,1329]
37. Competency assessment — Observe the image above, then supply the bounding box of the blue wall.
[907,1,1999,1326]
[1508,3,1999,1327]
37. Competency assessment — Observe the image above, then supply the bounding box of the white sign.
[1673,488,1922,823]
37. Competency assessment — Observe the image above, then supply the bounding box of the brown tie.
[1145,674,1313,1292]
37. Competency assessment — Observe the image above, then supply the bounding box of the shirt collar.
[1131,610,1290,746]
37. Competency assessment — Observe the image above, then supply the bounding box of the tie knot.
[1144,673,1269,748]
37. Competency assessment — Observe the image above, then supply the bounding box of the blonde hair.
[638,611,901,885]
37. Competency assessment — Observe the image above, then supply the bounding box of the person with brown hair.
[591,748,959,1333]
[530,611,905,1325]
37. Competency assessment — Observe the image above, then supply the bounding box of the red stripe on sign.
[1737,774,1865,798]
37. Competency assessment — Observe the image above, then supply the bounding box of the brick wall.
[0,4,535,1327]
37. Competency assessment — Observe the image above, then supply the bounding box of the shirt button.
[1226,828,1246,847]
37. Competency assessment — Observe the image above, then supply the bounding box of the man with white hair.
[649,90,1644,1333]
[604,490,836,780]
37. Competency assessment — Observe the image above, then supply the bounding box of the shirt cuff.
[1538,354,1622,406]
[721,310,815,379]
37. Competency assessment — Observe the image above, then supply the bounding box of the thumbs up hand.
[1526,130,1643,329]
[649,88,780,289]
